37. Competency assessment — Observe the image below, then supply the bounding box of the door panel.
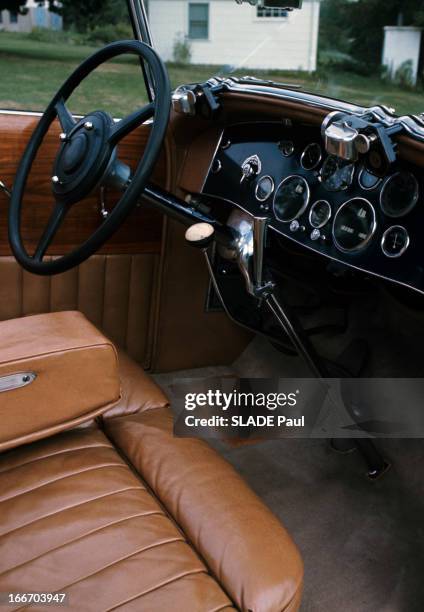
[0,112,166,255]
[0,111,167,366]
[0,254,158,366]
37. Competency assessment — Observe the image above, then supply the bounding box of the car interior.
[0,0,423,610]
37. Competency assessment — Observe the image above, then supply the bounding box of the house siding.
[0,1,62,33]
[149,0,320,71]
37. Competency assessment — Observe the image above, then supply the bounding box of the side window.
[0,1,149,116]
[188,3,209,40]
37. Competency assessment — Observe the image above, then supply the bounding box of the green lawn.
[0,32,422,117]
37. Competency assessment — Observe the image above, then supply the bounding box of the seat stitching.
[105,569,211,612]
[0,463,129,503]
[0,444,114,475]
[14,537,189,605]
[2,511,165,575]
[0,486,148,538]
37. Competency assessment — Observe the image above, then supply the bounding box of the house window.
[9,11,18,23]
[188,3,209,40]
[256,6,288,18]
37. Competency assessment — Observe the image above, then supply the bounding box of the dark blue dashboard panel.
[203,122,424,295]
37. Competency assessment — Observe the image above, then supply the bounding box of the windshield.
[148,0,424,116]
[1,0,422,117]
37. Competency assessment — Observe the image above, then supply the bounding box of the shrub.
[318,49,369,76]
[394,60,415,90]
[83,22,133,45]
[28,27,84,45]
[173,32,191,65]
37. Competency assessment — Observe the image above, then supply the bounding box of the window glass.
[256,7,288,19]
[188,4,209,40]
[0,1,149,116]
[148,0,424,117]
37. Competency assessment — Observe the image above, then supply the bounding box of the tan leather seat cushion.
[0,427,235,611]
[0,312,121,452]
[105,408,303,612]
[0,350,303,611]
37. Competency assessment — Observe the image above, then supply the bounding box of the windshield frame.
[126,0,156,102]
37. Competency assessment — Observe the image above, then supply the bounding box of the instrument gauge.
[333,198,376,253]
[381,226,410,258]
[278,140,295,157]
[380,171,419,218]
[309,200,331,229]
[321,155,355,192]
[358,167,382,191]
[301,143,322,171]
[255,175,274,202]
[273,175,310,223]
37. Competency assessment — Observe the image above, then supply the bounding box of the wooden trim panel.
[0,113,167,256]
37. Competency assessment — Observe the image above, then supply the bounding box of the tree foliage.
[0,0,27,13]
[320,0,424,67]
[47,0,128,32]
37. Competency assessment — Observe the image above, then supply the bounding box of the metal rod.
[143,184,236,247]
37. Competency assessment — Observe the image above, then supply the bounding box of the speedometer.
[320,155,355,192]
[333,198,376,253]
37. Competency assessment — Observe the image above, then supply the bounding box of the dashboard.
[203,122,424,296]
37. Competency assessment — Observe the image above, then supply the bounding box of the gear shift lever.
[186,213,272,298]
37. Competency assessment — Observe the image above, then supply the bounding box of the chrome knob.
[51,175,60,184]
[84,121,93,131]
[59,132,68,142]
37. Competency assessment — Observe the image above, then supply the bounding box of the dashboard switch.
[240,155,261,183]
[311,229,321,241]
[290,220,300,233]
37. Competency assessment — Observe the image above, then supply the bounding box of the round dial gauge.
[381,226,410,258]
[333,198,376,253]
[273,175,310,223]
[301,143,322,171]
[359,168,381,191]
[255,175,274,202]
[321,155,355,192]
[309,200,331,229]
[278,140,295,157]
[380,171,419,218]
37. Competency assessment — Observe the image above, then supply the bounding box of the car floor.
[154,332,424,612]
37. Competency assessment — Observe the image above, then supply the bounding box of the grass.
[0,31,423,117]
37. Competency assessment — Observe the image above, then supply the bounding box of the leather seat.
[0,350,303,611]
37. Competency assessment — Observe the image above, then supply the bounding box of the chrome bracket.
[0,372,36,393]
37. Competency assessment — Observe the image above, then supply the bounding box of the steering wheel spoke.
[55,98,76,134]
[33,201,68,262]
[9,40,170,275]
[108,102,155,146]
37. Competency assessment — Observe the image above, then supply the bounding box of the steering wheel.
[9,40,170,276]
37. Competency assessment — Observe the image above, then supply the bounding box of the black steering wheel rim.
[9,40,170,276]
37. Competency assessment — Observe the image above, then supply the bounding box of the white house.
[0,0,62,33]
[148,0,320,71]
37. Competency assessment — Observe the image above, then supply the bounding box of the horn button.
[62,133,88,173]
[52,111,114,206]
